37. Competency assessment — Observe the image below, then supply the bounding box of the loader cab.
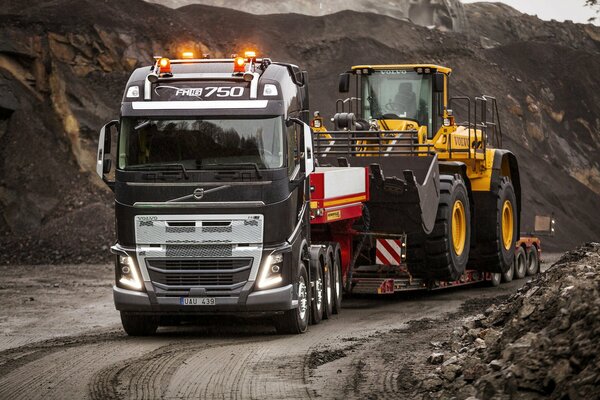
[338,65,450,138]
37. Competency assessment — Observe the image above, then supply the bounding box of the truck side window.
[287,123,300,176]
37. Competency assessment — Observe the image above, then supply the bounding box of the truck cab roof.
[120,57,309,118]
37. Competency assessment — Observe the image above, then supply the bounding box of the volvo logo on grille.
[193,188,204,200]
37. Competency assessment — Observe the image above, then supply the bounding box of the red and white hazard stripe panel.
[375,239,404,266]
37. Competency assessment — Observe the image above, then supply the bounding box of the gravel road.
[0,256,560,399]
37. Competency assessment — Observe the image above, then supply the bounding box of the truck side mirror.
[338,73,350,93]
[97,119,118,190]
[303,123,314,174]
[433,72,444,93]
[287,117,314,177]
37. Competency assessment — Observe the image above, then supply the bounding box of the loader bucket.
[319,155,440,235]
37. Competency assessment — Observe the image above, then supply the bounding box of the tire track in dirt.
[89,340,204,400]
[89,337,274,400]
[0,338,164,400]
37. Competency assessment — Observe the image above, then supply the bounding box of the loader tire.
[407,174,471,281]
[469,177,517,274]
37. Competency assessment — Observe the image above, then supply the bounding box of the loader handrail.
[314,130,435,157]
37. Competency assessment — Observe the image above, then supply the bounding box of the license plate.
[180,297,216,306]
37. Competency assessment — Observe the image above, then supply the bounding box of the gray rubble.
[416,243,600,399]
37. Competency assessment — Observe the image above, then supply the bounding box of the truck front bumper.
[113,284,296,315]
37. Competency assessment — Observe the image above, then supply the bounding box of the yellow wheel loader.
[312,64,520,281]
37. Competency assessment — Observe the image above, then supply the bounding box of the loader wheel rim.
[452,200,467,256]
[502,200,514,250]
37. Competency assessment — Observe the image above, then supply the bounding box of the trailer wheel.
[407,174,471,281]
[514,246,527,279]
[274,262,310,334]
[330,245,343,314]
[526,245,540,276]
[501,260,514,283]
[469,177,517,274]
[490,272,502,287]
[310,258,323,325]
[120,312,158,336]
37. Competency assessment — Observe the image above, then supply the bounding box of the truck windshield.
[118,117,284,170]
[362,70,432,130]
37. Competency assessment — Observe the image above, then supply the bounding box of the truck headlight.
[257,253,284,290]
[117,255,143,291]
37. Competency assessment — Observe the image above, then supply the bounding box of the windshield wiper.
[126,163,189,179]
[134,120,151,130]
[203,163,263,179]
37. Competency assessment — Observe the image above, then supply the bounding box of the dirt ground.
[0,254,560,399]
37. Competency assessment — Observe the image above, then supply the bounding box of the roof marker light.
[234,56,246,73]
[158,57,171,74]
[244,50,257,59]
[182,51,194,59]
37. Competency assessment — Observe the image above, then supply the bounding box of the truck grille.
[146,258,252,296]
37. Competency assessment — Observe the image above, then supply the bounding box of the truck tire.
[489,272,502,287]
[469,176,517,274]
[274,262,310,334]
[322,245,334,320]
[310,256,324,325]
[329,243,343,314]
[501,259,514,282]
[120,312,158,336]
[526,245,540,276]
[407,174,471,281]
[514,246,527,279]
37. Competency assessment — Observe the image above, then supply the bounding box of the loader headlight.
[117,255,144,291]
[257,253,284,290]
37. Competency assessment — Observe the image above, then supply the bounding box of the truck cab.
[97,53,316,335]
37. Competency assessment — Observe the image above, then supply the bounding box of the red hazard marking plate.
[375,239,403,266]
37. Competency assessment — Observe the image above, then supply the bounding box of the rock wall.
[147,0,468,31]
[0,0,598,263]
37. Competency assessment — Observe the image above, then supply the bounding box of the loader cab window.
[118,117,285,171]
[362,70,433,134]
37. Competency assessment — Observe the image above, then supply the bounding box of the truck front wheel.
[274,262,310,334]
[120,312,158,336]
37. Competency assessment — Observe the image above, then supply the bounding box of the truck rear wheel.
[322,246,334,320]
[407,174,471,281]
[311,257,324,325]
[120,312,158,336]
[469,177,517,274]
[329,244,343,314]
[274,262,310,334]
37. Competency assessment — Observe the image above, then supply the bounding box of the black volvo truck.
[96,53,326,335]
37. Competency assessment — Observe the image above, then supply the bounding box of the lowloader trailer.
[96,52,372,335]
